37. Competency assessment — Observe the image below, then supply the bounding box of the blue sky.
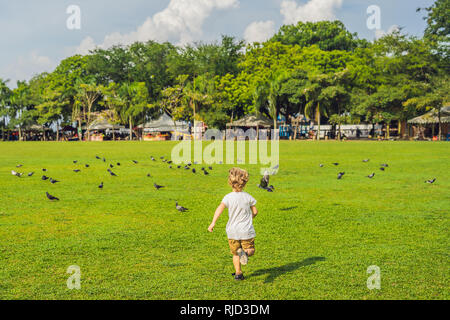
[0,0,434,87]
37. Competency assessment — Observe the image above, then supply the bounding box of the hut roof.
[88,119,125,130]
[138,112,188,132]
[227,114,273,127]
[408,106,450,124]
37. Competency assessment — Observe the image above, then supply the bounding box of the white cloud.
[244,20,275,43]
[75,0,239,54]
[375,25,400,40]
[2,51,56,87]
[280,0,343,25]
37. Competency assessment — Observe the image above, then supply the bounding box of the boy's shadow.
[248,257,325,283]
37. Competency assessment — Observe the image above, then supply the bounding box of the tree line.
[0,0,448,140]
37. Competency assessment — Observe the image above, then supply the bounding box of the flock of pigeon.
[10,156,436,210]
[318,158,437,183]
[10,155,219,212]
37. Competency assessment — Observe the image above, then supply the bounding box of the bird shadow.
[279,206,298,211]
[248,257,325,283]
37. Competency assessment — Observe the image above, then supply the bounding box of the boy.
[208,167,258,281]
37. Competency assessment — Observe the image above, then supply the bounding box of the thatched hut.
[408,106,450,140]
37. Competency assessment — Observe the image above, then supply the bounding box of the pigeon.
[168,161,173,164]
[16,164,23,168]
[73,169,81,173]
[28,172,34,177]
[96,156,101,160]
[50,178,60,184]
[147,173,151,177]
[132,160,138,164]
[176,202,189,212]
[258,171,274,191]
[73,160,78,164]
[162,159,167,163]
[381,164,389,168]
[380,167,385,171]
[110,164,114,168]
[160,156,165,159]
[259,171,270,189]
[154,183,164,190]
[208,166,213,170]
[98,182,103,189]
[109,171,117,177]
[269,185,275,190]
[272,164,279,170]
[85,164,89,168]
[367,173,375,179]
[42,175,49,181]
[11,170,22,177]
[177,165,181,169]
[102,158,106,162]
[203,170,209,175]
[184,166,190,170]
[332,163,339,166]
[169,166,173,169]
[337,172,345,180]
[117,163,121,166]
[151,157,156,161]
[319,164,324,167]
[46,192,59,201]
[192,168,196,174]
[42,168,47,172]
[425,178,436,184]
[363,159,370,162]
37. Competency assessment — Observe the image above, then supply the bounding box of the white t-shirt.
[221,191,257,240]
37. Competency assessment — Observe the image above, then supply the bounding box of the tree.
[303,73,333,141]
[270,21,368,51]
[99,82,122,140]
[118,82,150,140]
[403,75,450,140]
[75,78,101,141]
[0,78,12,140]
[418,0,450,71]
[419,0,450,39]
[9,81,35,141]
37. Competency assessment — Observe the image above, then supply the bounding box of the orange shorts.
[228,238,255,255]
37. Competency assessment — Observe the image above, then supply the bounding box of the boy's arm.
[208,203,226,232]
[251,206,258,219]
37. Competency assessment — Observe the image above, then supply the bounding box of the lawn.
[0,141,448,300]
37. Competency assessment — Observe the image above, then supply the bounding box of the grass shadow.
[279,206,298,211]
[249,257,325,283]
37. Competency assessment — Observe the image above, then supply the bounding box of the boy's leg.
[229,240,243,275]
[232,255,242,275]
[242,239,255,257]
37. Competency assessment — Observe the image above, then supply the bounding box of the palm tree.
[303,74,330,141]
[118,82,150,141]
[0,78,11,141]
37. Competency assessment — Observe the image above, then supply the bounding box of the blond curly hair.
[228,167,249,191]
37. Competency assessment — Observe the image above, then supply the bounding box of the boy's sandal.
[232,273,245,280]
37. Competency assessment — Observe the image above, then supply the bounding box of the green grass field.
[0,141,448,300]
